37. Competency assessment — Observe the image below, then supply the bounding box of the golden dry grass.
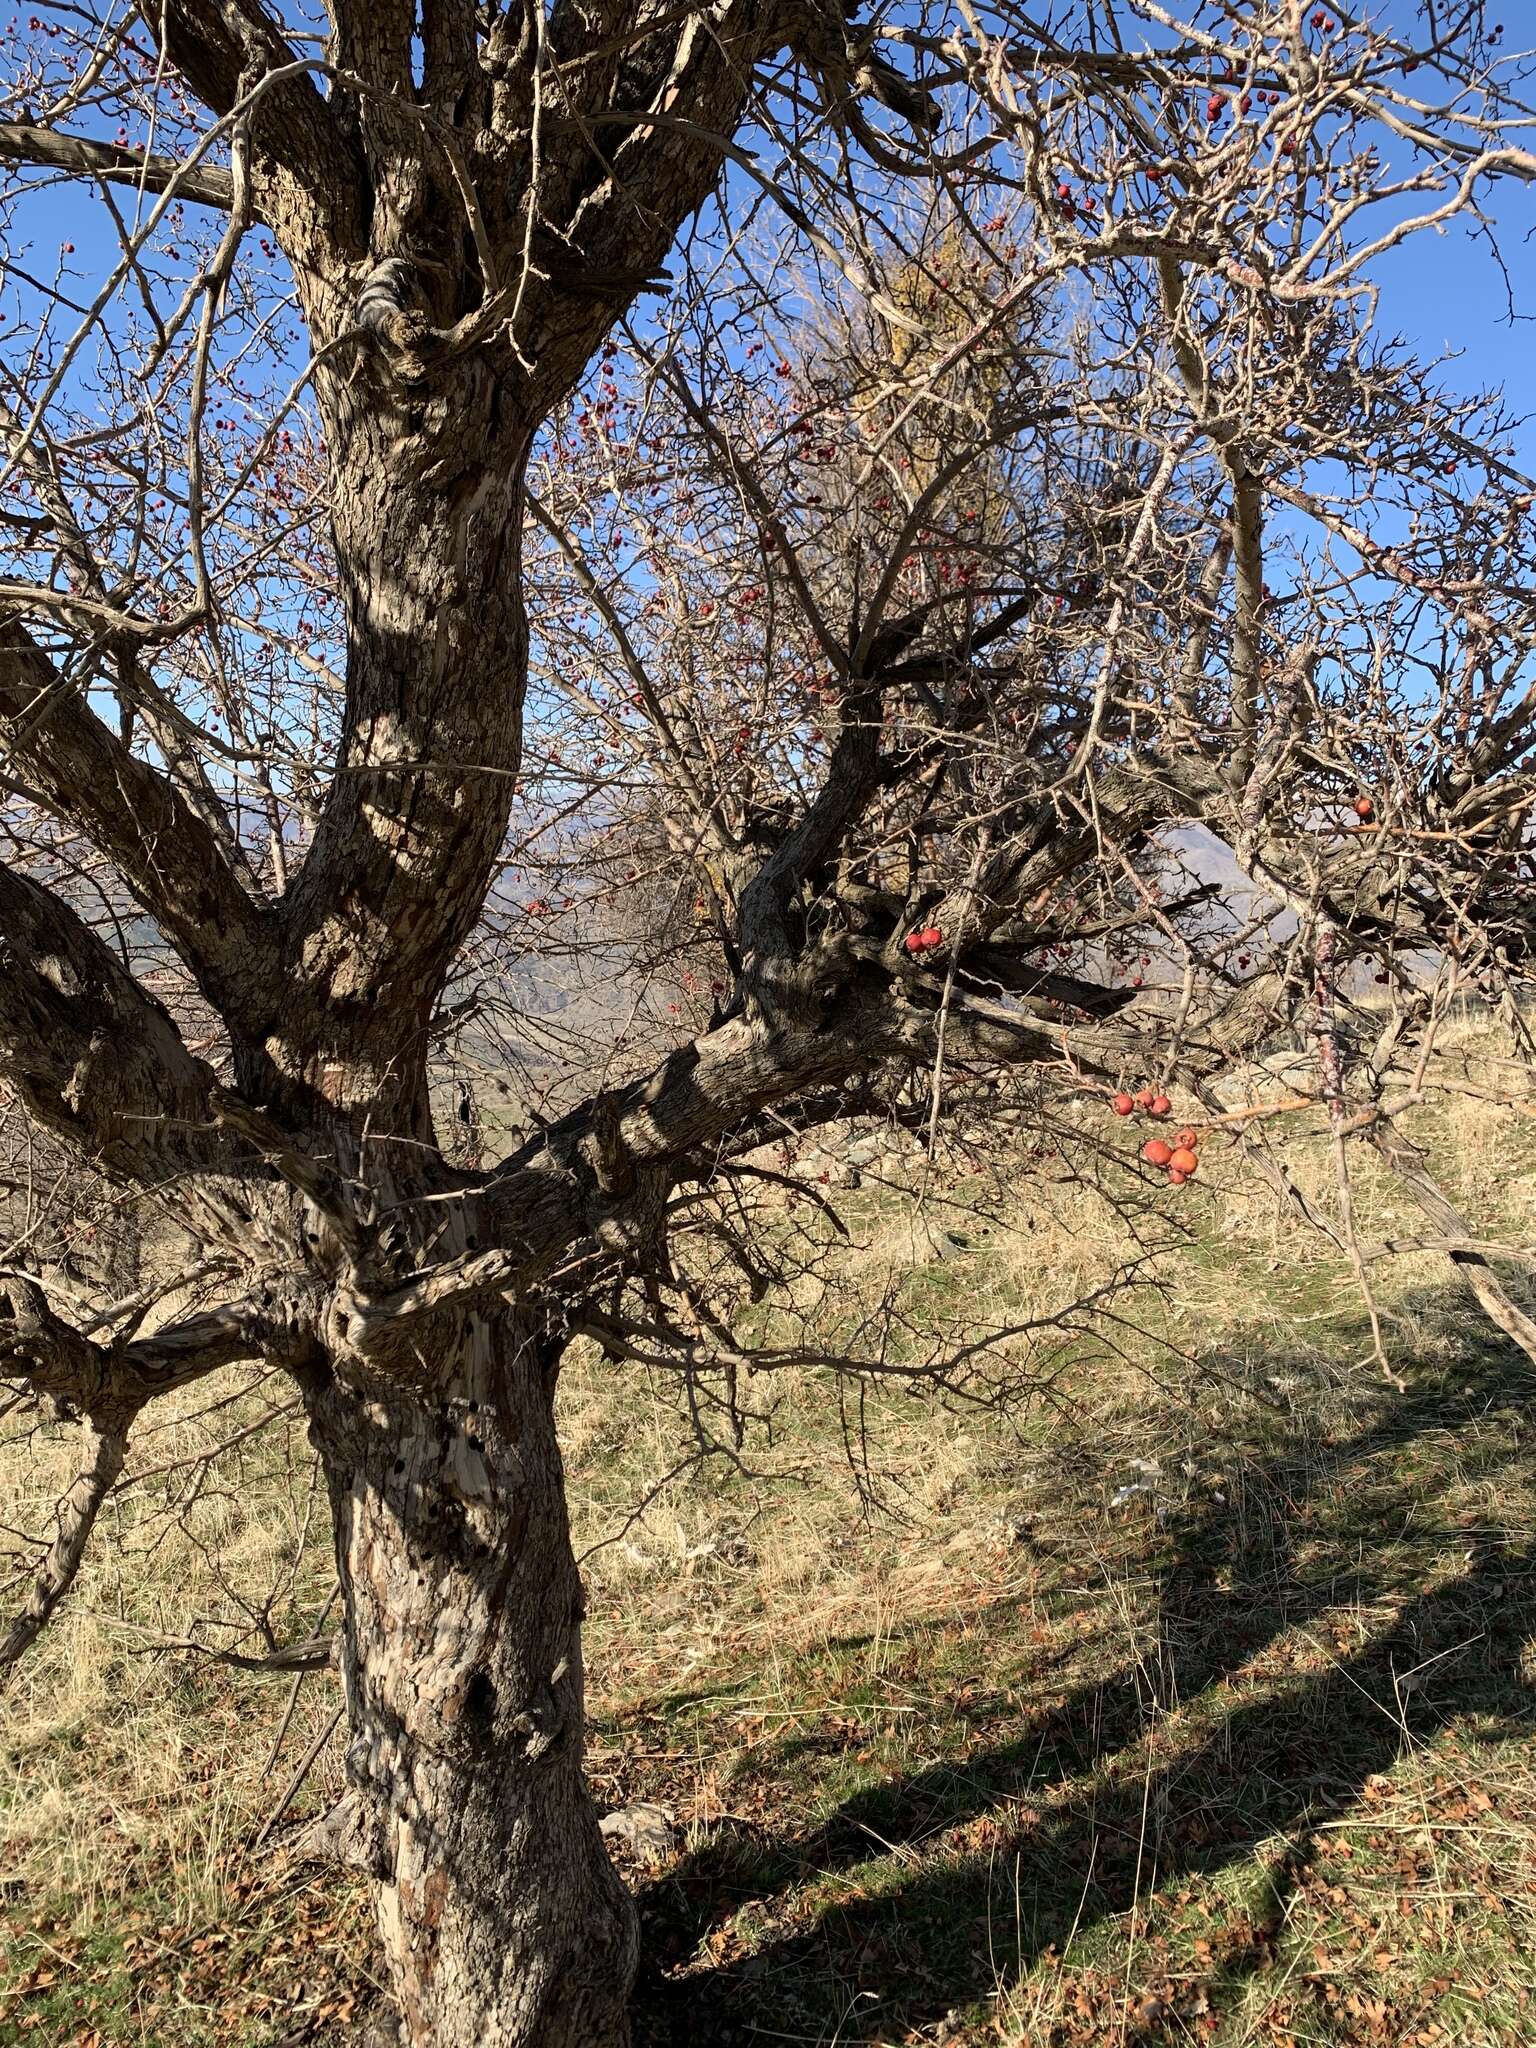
[3,1050,1536,2044]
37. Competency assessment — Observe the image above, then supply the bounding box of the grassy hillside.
[4,1061,1536,2047]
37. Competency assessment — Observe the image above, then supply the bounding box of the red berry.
[1112,1093,1135,1117]
[1354,796,1374,821]
[1134,1090,1155,1111]
[1169,1146,1198,1175]
[1149,1095,1172,1119]
[1142,1139,1173,1168]
[1168,1167,1189,1186]
[1174,1129,1198,1150]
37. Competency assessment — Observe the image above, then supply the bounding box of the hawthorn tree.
[2,3,1536,2042]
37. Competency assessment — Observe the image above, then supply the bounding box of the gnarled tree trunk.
[307,1303,637,2048]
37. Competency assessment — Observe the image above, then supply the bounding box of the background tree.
[2,4,1535,2044]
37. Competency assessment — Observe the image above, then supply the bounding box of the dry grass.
[4,1058,1536,2044]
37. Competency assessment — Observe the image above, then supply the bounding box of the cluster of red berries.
[904,925,944,955]
[1111,1090,1202,1186]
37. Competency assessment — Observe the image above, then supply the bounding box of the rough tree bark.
[306,1307,638,2047]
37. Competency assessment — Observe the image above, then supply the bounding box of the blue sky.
[1370,180,1535,463]
[5,1,1533,612]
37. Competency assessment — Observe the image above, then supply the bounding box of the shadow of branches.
[632,1298,1536,2045]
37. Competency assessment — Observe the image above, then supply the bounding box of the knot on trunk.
[783,5,942,138]
[353,259,445,384]
[509,1669,566,1763]
[0,1273,107,1410]
[590,1182,667,1266]
[553,1097,670,1270]
[294,1790,390,1877]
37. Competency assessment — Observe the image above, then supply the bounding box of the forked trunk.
[306,1308,637,2048]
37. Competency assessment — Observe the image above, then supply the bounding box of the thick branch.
[0,860,250,1209]
[342,970,1071,1356]
[1,619,276,1025]
[270,5,792,1086]
[509,0,784,408]
[0,1268,317,1412]
[139,0,363,258]
[738,687,884,975]
[0,1421,125,1671]
[0,122,237,210]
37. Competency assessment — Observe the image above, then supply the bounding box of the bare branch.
[0,1420,125,1672]
[0,122,238,211]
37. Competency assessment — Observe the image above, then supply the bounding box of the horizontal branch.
[0,122,237,210]
[110,1619,336,1672]
[1364,1234,1536,1264]
[0,1263,321,1671]
[336,973,1077,1357]
[0,1269,319,1414]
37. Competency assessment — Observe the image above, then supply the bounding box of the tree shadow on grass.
[632,1302,1536,2045]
